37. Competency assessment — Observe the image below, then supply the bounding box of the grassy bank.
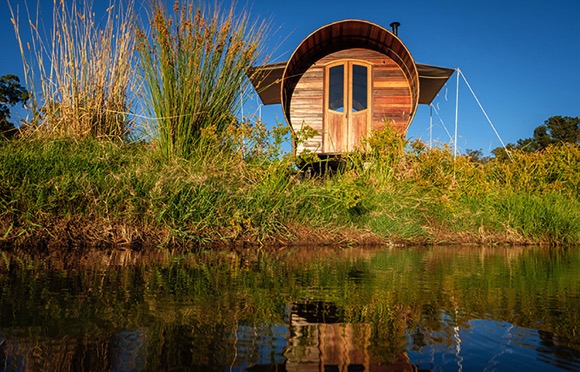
[1,137,578,250]
[3,0,578,250]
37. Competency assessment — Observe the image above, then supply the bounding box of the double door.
[324,61,371,153]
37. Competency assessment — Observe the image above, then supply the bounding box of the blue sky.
[1,0,579,155]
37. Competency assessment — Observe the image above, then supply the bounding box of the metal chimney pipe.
[390,21,401,36]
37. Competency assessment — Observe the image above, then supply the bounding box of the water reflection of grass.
[0,246,578,369]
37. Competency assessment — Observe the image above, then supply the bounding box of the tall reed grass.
[137,0,269,159]
[8,0,136,139]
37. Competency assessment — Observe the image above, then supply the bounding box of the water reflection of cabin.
[286,301,415,371]
[249,19,454,156]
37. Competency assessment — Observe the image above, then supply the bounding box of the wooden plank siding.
[289,66,324,154]
[290,48,413,154]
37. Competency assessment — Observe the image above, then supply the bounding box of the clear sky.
[1,0,579,155]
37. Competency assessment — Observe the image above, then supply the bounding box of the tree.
[493,116,580,159]
[465,148,490,163]
[0,74,29,139]
[522,116,579,151]
[491,143,518,162]
[541,116,580,145]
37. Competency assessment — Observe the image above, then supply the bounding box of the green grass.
[136,1,269,160]
[493,192,580,244]
[1,136,579,249]
[3,0,578,249]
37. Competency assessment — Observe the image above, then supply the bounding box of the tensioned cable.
[458,68,514,162]
[429,104,433,148]
[454,68,459,158]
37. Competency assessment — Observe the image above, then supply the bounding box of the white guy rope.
[429,104,433,149]
[454,68,460,158]
[458,69,514,162]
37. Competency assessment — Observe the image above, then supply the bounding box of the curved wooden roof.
[281,19,420,128]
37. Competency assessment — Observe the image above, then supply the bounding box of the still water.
[0,246,578,371]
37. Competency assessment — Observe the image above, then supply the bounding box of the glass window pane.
[329,65,344,112]
[352,65,368,112]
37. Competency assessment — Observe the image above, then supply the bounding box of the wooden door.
[324,61,371,153]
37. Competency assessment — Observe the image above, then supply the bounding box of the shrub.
[136,0,269,159]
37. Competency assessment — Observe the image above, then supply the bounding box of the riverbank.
[3,0,578,252]
[1,137,578,251]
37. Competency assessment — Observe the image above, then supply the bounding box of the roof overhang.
[246,62,286,106]
[416,64,456,104]
[248,62,455,106]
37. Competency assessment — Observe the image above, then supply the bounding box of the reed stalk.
[136,0,269,159]
[8,0,136,139]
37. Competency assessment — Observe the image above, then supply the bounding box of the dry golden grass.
[9,0,136,139]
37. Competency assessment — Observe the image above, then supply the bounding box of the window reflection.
[329,65,344,112]
[352,64,367,112]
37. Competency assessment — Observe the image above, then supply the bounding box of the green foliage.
[0,74,29,139]
[532,116,580,149]
[493,116,580,159]
[494,192,580,244]
[492,142,518,162]
[358,124,407,182]
[227,120,291,162]
[464,148,490,163]
[4,123,580,247]
[0,139,144,220]
[136,0,268,159]
[293,124,321,164]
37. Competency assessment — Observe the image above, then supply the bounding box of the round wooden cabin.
[281,19,420,155]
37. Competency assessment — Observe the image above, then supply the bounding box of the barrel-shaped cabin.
[249,19,454,155]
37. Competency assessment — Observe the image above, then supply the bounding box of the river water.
[0,246,578,371]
